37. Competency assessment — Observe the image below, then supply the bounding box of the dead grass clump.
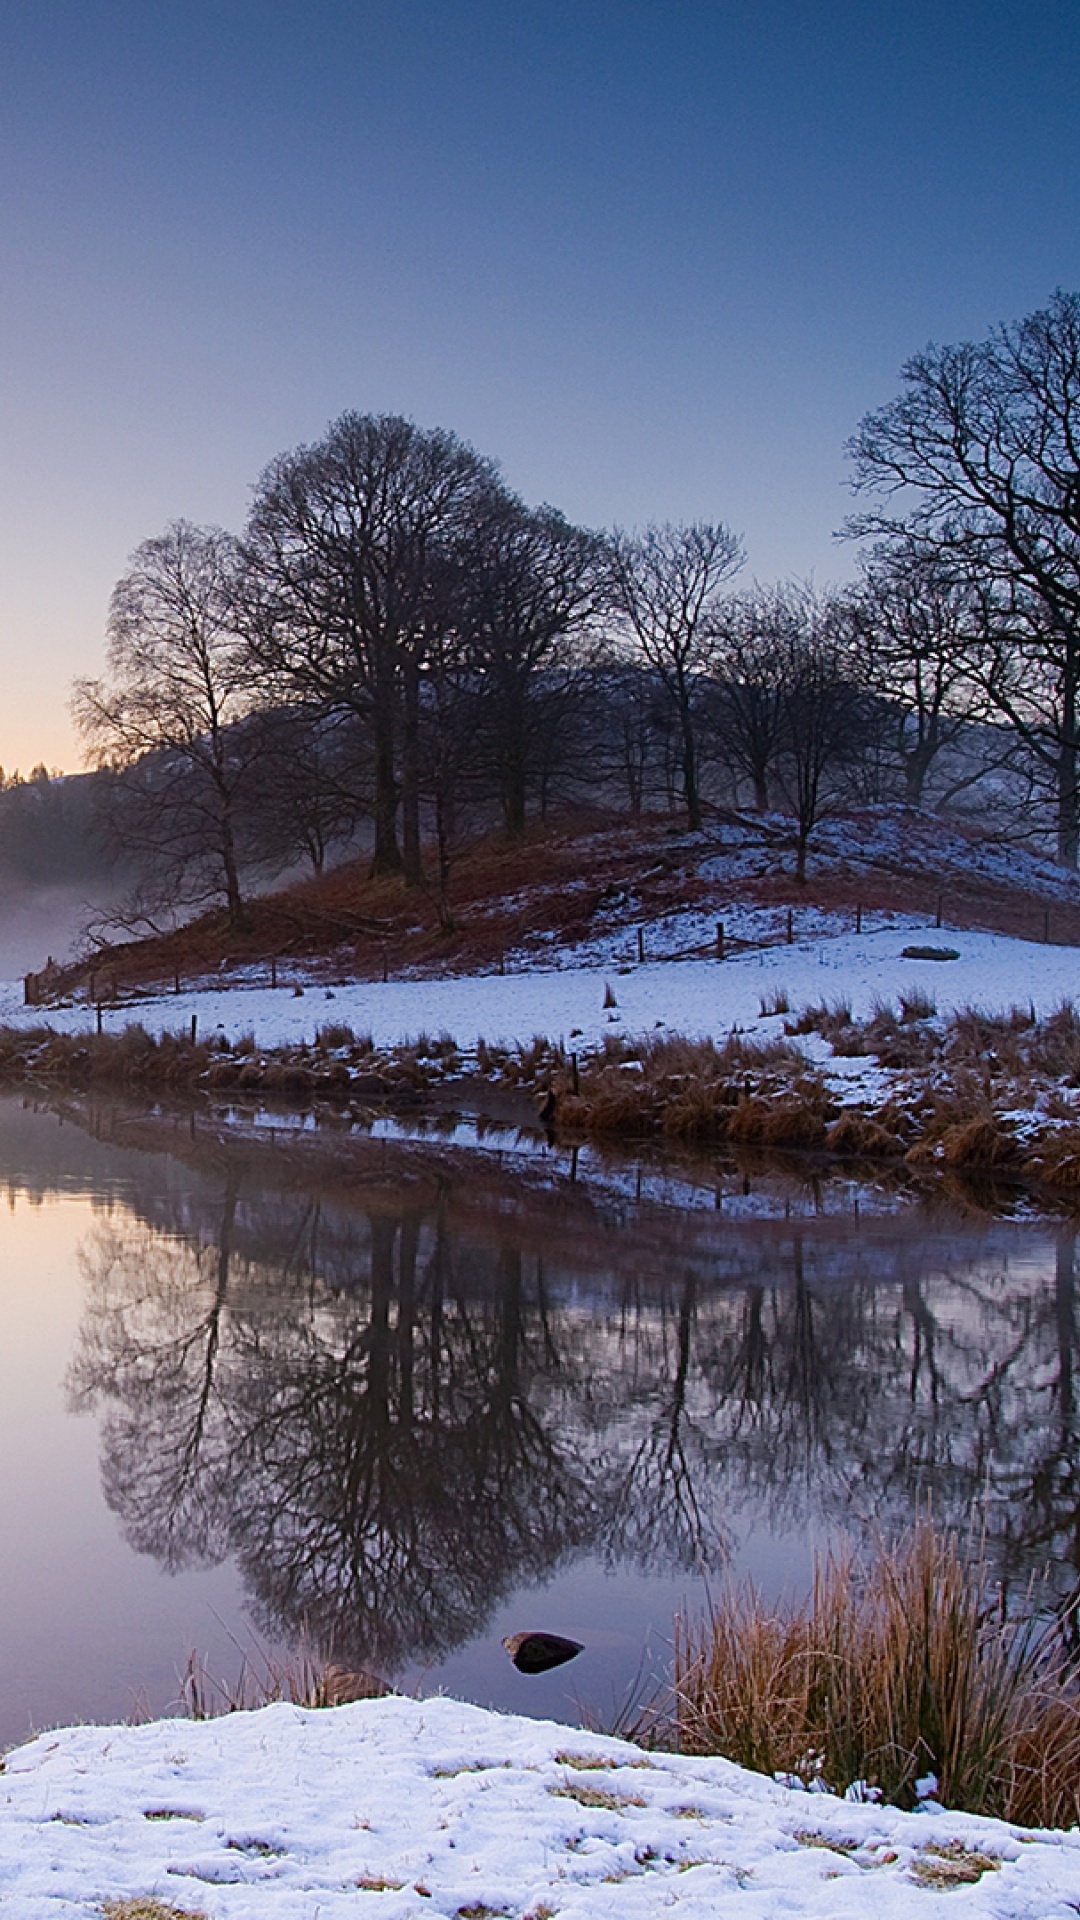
[938,1117,1018,1168]
[944,1008,1027,1077]
[0,1024,216,1092]
[100,1902,208,1920]
[785,999,853,1043]
[661,1083,736,1139]
[726,1084,832,1149]
[512,1036,565,1082]
[181,1643,392,1718]
[898,986,936,1023]
[676,1523,1080,1825]
[551,1782,646,1811]
[759,986,791,1017]
[316,1021,355,1050]
[1022,1129,1080,1188]
[550,1033,816,1142]
[475,1035,510,1076]
[1029,1001,1080,1080]
[825,1110,906,1158]
[909,1842,1001,1887]
[1008,1688,1080,1829]
[830,1025,870,1057]
[862,1002,939,1069]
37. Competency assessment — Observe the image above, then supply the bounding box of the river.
[0,1090,1076,1749]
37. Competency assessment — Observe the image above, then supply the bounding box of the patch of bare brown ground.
[39,803,1080,1002]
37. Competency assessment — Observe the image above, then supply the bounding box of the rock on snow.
[1,1695,1078,1916]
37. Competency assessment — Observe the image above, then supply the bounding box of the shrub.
[676,1523,1080,1825]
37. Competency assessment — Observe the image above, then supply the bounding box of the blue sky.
[1,0,1078,769]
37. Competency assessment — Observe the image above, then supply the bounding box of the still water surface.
[1,1093,1077,1749]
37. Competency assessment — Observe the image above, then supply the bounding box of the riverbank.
[2,1694,1079,1917]
[7,925,1080,1194]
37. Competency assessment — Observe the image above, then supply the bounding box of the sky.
[1,0,1079,774]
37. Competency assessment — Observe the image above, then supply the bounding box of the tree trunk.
[434,783,456,933]
[400,653,423,887]
[903,751,928,808]
[370,705,401,876]
[217,794,248,932]
[221,833,246,931]
[1056,736,1080,867]
[503,764,527,837]
[679,696,702,831]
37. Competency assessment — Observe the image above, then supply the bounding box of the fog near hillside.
[0,883,105,980]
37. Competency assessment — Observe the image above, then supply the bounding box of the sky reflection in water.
[0,1093,1077,1746]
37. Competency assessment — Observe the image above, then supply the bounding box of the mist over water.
[0,884,104,980]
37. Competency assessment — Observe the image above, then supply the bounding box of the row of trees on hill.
[0,763,113,887]
[72,290,1080,930]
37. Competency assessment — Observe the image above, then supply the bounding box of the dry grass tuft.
[759,986,791,1017]
[181,1644,392,1718]
[100,1902,208,1920]
[898,986,936,1023]
[825,1110,906,1157]
[910,1841,1001,1887]
[786,998,853,1043]
[552,1782,647,1810]
[938,1117,1018,1168]
[676,1523,1080,1825]
[1023,1129,1080,1188]
[551,1032,825,1144]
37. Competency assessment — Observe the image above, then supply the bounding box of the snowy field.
[2,925,1080,1058]
[2,1694,1078,1917]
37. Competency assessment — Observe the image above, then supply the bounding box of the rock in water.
[502,1631,583,1675]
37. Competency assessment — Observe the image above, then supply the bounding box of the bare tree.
[73,521,256,931]
[848,289,1080,863]
[773,585,874,881]
[708,585,797,811]
[460,495,606,837]
[244,413,498,882]
[578,660,676,817]
[242,705,369,875]
[841,542,995,808]
[611,521,744,830]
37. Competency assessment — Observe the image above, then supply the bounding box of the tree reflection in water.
[67,1156,1080,1675]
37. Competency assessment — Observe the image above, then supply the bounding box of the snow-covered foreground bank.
[2,1696,1078,1918]
[4,926,1080,1058]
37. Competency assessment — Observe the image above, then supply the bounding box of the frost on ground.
[2,1696,1079,1918]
